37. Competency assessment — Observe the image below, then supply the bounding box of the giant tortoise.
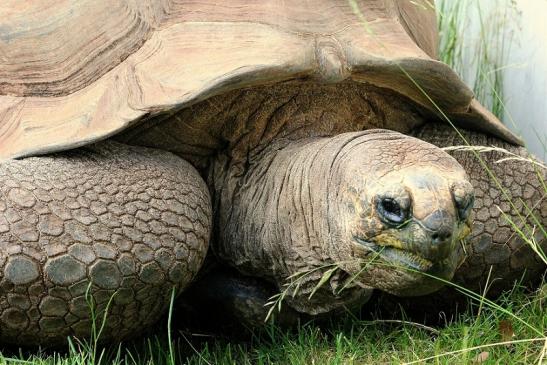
[0,0,545,345]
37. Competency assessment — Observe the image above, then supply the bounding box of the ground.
[0,282,545,365]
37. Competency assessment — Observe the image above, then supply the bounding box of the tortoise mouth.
[354,237,434,272]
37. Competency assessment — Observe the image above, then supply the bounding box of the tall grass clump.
[437,0,521,120]
[436,0,545,269]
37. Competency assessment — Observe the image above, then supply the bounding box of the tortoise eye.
[377,197,409,225]
[455,195,474,221]
[451,182,475,221]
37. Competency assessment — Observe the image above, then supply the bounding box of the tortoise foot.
[0,142,211,346]
[179,268,302,329]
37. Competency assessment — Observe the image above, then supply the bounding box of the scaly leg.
[0,142,211,345]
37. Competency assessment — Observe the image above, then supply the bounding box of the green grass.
[437,0,520,120]
[185,286,546,364]
[0,283,545,364]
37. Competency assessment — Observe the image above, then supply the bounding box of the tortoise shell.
[0,0,520,160]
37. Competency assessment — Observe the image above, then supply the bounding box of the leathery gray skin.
[212,129,473,315]
[0,81,544,345]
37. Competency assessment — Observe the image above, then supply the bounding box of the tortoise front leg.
[179,268,303,328]
[0,142,211,346]
[179,266,372,330]
[412,123,546,295]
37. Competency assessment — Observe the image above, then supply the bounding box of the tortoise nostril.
[431,230,452,245]
[422,210,454,246]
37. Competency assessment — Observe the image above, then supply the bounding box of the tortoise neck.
[115,80,426,173]
[210,131,398,314]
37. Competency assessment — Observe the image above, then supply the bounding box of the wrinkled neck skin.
[117,80,426,171]
[212,132,371,314]
[212,130,441,315]
[211,126,470,315]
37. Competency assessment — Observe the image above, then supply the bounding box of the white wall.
[438,0,547,160]
[501,0,547,160]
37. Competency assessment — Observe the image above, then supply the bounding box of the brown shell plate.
[0,0,521,159]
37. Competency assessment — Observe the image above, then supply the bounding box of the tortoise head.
[329,131,473,297]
